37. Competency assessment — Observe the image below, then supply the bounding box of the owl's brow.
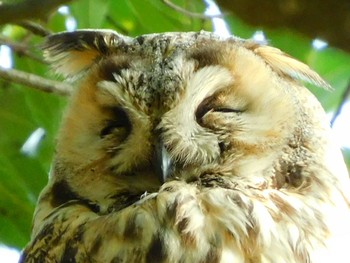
[188,43,224,70]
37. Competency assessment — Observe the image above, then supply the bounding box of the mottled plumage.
[20,30,350,263]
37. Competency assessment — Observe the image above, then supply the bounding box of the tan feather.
[42,30,127,77]
[251,45,332,89]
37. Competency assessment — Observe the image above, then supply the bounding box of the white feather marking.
[161,66,234,165]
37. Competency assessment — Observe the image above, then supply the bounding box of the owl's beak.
[153,140,173,183]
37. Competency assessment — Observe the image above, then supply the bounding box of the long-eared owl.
[20,30,350,263]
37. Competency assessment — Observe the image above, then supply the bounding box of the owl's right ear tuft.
[42,30,127,78]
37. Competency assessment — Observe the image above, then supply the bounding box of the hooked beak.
[153,140,174,183]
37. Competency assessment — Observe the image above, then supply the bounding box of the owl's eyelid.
[196,105,243,124]
[100,107,131,138]
[212,107,244,114]
[100,120,126,138]
[105,119,128,128]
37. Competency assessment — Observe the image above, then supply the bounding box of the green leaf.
[70,0,110,28]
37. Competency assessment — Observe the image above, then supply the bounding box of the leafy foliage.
[0,0,349,250]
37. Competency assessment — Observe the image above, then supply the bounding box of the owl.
[20,30,350,263]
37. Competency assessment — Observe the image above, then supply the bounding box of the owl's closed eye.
[20,30,350,263]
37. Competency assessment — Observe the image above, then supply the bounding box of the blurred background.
[0,0,349,261]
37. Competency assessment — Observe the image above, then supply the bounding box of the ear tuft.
[42,30,128,77]
[250,44,331,90]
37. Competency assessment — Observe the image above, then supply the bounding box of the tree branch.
[16,21,52,37]
[0,67,71,96]
[216,0,350,52]
[162,0,224,19]
[0,0,75,25]
[0,36,45,63]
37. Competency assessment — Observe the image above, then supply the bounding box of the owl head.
[42,30,348,214]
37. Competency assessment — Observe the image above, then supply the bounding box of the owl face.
[43,30,335,213]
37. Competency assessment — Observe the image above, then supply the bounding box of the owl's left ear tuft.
[42,30,127,78]
[250,44,331,90]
